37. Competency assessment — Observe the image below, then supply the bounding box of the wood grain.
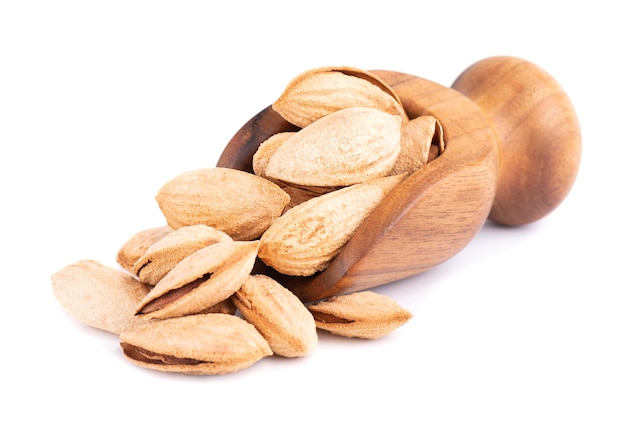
[452,56,582,226]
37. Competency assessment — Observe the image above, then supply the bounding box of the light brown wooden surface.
[218,72,499,302]
[452,56,582,226]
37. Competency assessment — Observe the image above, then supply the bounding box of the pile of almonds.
[51,66,445,375]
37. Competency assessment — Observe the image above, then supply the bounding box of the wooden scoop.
[217,56,581,302]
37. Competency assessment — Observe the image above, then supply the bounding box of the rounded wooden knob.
[452,56,582,226]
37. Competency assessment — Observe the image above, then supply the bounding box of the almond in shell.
[391,115,443,176]
[307,291,413,339]
[132,224,232,286]
[116,225,174,273]
[51,260,151,334]
[120,313,272,375]
[135,240,259,319]
[155,167,290,241]
[233,274,318,358]
[264,107,402,187]
[272,66,407,128]
[253,131,337,209]
[258,174,406,276]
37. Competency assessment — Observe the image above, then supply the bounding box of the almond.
[272,66,407,127]
[155,167,290,241]
[264,107,402,187]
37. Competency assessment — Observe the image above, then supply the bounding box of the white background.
[2,1,624,426]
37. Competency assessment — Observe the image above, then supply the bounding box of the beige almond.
[155,167,290,241]
[272,66,407,128]
[135,240,259,320]
[307,291,413,339]
[264,107,402,187]
[258,174,406,276]
[233,274,318,358]
[253,131,340,209]
[120,313,272,375]
[252,131,297,178]
[133,224,232,286]
[431,118,445,159]
[51,260,151,335]
[390,115,440,176]
[116,225,173,273]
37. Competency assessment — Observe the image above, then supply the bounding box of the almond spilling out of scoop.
[233,274,318,358]
[51,260,152,335]
[307,291,413,339]
[120,313,272,375]
[155,167,290,241]
[52,64,426,376]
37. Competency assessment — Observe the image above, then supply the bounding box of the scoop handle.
[452,56,582,226]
